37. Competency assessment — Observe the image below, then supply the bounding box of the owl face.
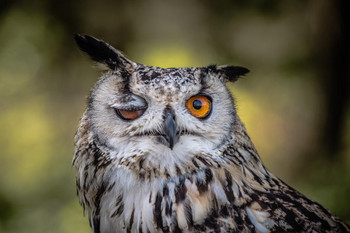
[76,35,249,171]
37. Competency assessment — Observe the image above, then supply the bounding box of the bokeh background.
[0,0,349,232]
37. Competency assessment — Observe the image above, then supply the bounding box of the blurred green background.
[0,0,349,232]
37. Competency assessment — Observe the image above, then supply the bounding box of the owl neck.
[231,113,262,162]
[210,113,277,190]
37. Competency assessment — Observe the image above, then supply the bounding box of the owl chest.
[98,186,155,233]
[80,162,276,233]
[95,172,215,233]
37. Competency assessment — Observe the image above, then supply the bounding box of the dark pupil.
[193,99,202,110]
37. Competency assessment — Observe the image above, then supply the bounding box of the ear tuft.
[74,34,134,70]
[216,65,250,82]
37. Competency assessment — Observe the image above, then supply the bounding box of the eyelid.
[110,94,148,110]
[116,105,147,111]
[110,94,148,121]
[115,108,146,121]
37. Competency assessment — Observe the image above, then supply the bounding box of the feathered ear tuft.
[209,65,249,82]
[217,65,250,82]
[74,34,135,71]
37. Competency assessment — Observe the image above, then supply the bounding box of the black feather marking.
[92,182,106,233]
[139,157,145,169]
[164,168,170,178]
[196,156,211,166]
[203,209,220,232]
[138,220,143,233]
[94,182,106,208]
[111,194,124,218]
[223,169,235,203]
[175,164,182,176]
[149,191,152,203]
[163,185,169,197]
[196,179,208,194]
[184,201,194,226]
[154,192,163,229]
[220,205,229,217]
[245,166,263,185]
[127,206,135,233]
[196,168,213,194]
[93,215,101,233]
[191,158,200,169]
[93,182,106,233]
[205,168,213,183]
[173,219,183,233]
[175,177,187,204]
[74,34,125,70]
[107,181,115,192]
[165,201,173,216]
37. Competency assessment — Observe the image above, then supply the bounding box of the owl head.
[75,35,249,173]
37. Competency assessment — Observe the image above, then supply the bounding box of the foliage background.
[0,0,349,232]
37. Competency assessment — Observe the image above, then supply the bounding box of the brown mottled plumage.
[73,35,350,233]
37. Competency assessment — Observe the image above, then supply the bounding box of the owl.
[73,34,350,233]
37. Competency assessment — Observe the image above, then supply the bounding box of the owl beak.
[163,108,179,150]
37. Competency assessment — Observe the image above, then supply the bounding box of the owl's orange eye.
[186,95,212,119]
[115,109,145,120]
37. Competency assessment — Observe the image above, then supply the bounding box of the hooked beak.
[162,108,179,149]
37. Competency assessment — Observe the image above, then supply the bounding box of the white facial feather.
[87,66,236,172]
